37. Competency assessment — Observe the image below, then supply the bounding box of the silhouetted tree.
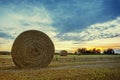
[85,50,92,54]
[96,49,101,54]
[91,48,101,54]
[103,48,115,54]
[77,48,81,54]
[77,48,86,55]
[92,48,96,54]
[77,48,101,55]
[103,50,107,54]
[74,51,77,55]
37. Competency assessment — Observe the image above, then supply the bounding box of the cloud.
[102,0,120,17]
[61,17,120,41]
[0,3,56,37]
[0,32,14,39]
[49,0,104,33]
[54,17,120,52]
[43,0,119,36]
[1,0,120,34]
[0,3,58,51]
[61,37,120,53]
[44,0,120,33]
[0,0,120,52]
[0,37,13,51]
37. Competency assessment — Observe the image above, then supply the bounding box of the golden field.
[0,55,120,80]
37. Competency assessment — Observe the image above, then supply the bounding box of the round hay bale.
[11,30,55,68]
[60,50,68,56]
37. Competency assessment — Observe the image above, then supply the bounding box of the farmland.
[0,55,120,80]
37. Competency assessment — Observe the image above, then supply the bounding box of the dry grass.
[0,68,120,80]
[0,55,120,80]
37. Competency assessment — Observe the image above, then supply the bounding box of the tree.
[96,49,101,54]
[74,51,77,55]
[77,48,101,55]
[91,48,101,54]
[103,48,115,54]
[77,48,86,55]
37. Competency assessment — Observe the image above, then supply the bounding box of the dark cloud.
[0,0,120,41]
[0,32,14,39]
[1,0,120,34]
[102,0,120,17]
[43,0,120,33]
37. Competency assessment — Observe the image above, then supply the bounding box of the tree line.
[75,48,115,55]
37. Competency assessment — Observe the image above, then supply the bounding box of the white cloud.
[0,3,120,52]
[0,4,77,52]
[0,4,59,51]
[55,17,120,52]
[63,17,120,41]
[0,5,54,36]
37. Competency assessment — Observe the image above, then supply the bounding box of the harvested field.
[0,55,120,80]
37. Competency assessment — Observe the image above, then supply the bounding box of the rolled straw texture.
[11,30,55,68]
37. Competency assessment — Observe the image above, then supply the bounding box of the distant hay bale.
[60,50,68,56]
[11,30,55,68]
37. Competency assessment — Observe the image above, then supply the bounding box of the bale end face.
[11,30,55,68]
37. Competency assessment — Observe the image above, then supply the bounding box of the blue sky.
[0,0,120,52]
